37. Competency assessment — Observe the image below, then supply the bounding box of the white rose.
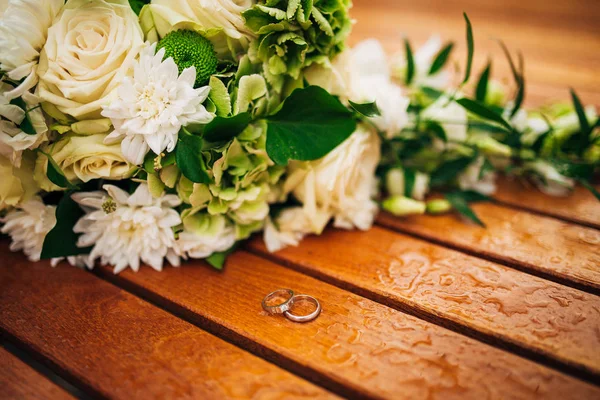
[422,95,468,145]
[283,124,381,234]
[37,0,144,120]
[141,0,255,59]
[525,160,575,197]
[34,133,135,191]
[0,152,38,211]
[457,156,497,195]
[263,207,313,253]
[306,39,410,138]
[0,0,63,99]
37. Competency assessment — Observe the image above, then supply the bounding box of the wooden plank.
[0,347,75,400]
[247,227,600,378]
[493,178,600,229]
[0,246,336,400]
[377,204,600,293]
[350,0,600,96]
[97,251,600,400]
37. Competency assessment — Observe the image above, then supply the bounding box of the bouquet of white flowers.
[1,0,597,273]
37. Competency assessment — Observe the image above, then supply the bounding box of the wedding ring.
[284,294,321,323]
[262,289,295,314]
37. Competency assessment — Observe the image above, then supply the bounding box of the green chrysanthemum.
[157,30,218,87]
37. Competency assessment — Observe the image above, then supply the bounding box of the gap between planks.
[375,206,600,296]
[89,269,370,399]
[92,251,600,399]
[0,344,76,400]
[0,256,338,400]
[245,238,600,384]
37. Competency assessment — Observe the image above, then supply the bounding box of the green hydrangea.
[157,30,218,87]
[243,0,353,91]
[176,122,285,240]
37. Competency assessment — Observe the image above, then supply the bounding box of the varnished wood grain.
[0,247,336,400]
[351,0,600,104]
[494,178,600,229]
[97,252,600,400]
[0,347,75,400]
[247,227,600,378]
[377,204,600,293]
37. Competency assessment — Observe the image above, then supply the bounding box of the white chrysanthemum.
[0,83,48,166]
[1,197,55,261]
[102,43,213,165]
[0,0,63,99]
[72,183,182,274]
[176,212,236,259]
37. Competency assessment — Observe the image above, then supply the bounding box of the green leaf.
[265,86,356,165]
[445,191,486,227]
[37,150,73,189]
[427,121,447,142]
[40,194,92,259]
[497,40,520,83]
[456,98,512,131]
[404,38,415,85]
[205,245,237,270]
[128,0,149,15]
[404,168,416,198]
[510,52,525,118]
[428,43,454,76]
[462,12,474,85]
[551,159,594,180]
[475,61,491,103]
[9,97,36,135]
[430,157,474,186]
[420,86,444,102]
[496,41,526,118]
[203,113,252,143]
[176,131,211,184]
[570,88,591,135]
[457,190,491,203]
[349,100,381,117]
[579,180,600,202]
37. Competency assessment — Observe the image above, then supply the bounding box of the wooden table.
[1,1,599,398]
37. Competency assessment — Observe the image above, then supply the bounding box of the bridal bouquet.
[1,0,598,273]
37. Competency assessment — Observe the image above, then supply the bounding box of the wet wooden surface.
[0,347,75,400]
[1,0,600,398]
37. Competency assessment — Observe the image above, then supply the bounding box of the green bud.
[484,80,507,107]
[469,135,512,158]
[382,196,426,217]
[426,199,452,214]
[385,168,405,196]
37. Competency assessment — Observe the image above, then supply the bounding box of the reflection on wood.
[248,227,600,377]
[97,251,600,399]
[0,249,335,400]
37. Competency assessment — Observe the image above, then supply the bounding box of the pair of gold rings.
[261,289,321,322]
